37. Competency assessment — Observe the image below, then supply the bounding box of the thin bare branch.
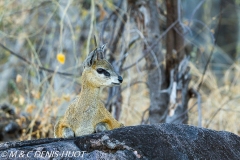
[197,4,223,91]
[189,89,202,127]
[0,43,75,77]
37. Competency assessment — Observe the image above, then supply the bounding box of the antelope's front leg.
[95,122,108,133]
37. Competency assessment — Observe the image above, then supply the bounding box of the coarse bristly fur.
[54,45,124,138]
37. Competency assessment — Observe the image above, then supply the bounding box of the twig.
[118,36,139,72]
[106,80,148,110]
[100,1,123,44]
[189,0,206,26]
[122,20,178,71]
[0,43,75,76]
[110,14,127,55]
[94,35,98,47]
[104,2,126,120]
[6,1,53,17]
[206,94,240,128]
[189,89,202,127]
[121,80,149,91]
[86,0,95,55]
[197,3,223,91]
[141,108,149,125]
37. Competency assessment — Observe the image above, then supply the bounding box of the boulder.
[0,124,240,159]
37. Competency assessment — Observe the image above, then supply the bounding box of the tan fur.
[54,59,123,138]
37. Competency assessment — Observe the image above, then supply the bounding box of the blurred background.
[0,0,240,142]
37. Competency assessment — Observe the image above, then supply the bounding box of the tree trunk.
[128,0,169,124]
[102,1,127,120]
[165,0,190,124]
[128,0,191,124]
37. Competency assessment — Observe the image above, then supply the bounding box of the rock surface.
[0,124,240,160]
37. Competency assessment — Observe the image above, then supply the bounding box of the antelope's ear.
[83,49,97,68]
[96,44,107,60]
[83,44,107,68]
[100,44,107,51]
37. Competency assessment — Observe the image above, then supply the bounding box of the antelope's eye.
[104,71,110,77]
[96,68,104,74]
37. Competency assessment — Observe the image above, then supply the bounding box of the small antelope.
[54,44,123,138]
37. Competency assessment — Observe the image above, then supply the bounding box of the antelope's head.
[82,44,123,88]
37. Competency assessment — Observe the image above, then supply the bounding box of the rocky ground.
[0,124,240,160]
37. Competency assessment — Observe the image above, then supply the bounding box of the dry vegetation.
[189,62,240,135]
[0,0,239,142]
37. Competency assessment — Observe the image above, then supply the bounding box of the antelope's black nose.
[118,76,123,83]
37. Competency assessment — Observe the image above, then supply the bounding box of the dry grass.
[189,62,240,135]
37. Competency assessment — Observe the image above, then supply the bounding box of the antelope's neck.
[79,83,100,108]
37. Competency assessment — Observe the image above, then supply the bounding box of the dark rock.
[3,121,20,134]
[0,103,43,142]
[0,124,240,160]
[0,103,15,115]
